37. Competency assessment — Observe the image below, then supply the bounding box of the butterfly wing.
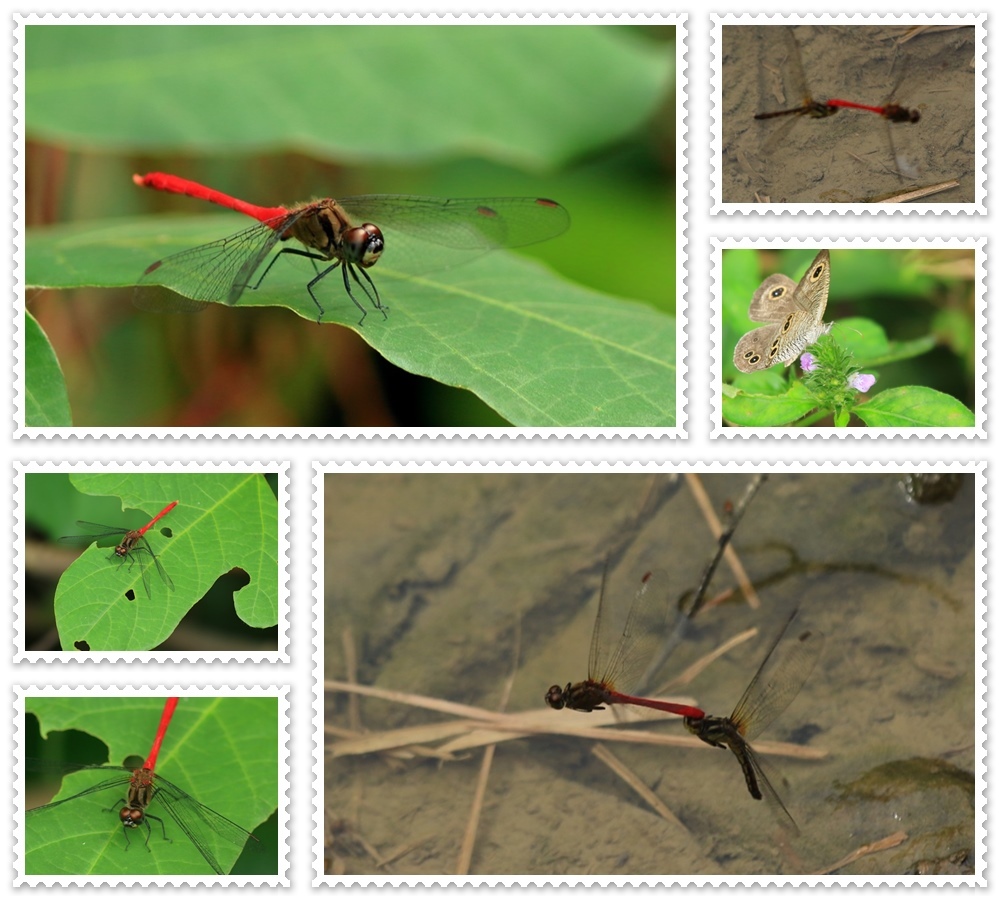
[734,324,786,372]
[734,251,831,372]
[746,274,798,322]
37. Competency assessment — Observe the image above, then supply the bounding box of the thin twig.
[590,743,688,831]
[341,627,361,734]
[685,473,762,612]
[876,180,961,202]
[811,830,908,874]
[456,618,521,875]
[325,679,826,762]
[660,627,757,690]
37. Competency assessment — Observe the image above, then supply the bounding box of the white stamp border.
[14,460,291,663]
[312,460,985,886]
[14,684,291,886]
[710,13,986,215]
[708,237,986,439]
[14,12,688,439]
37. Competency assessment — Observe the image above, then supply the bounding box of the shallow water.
[720,25,976,204]
[324,472,977,876]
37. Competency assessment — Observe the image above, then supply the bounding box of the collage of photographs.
[11,9,986,892]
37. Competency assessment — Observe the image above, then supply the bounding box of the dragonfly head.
[545,684,568,710]
[342,224,384,269]
[119,805,145,829]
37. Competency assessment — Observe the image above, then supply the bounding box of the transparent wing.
[133,217,289,312]
[730,610,824,742]
[337,195,570,251]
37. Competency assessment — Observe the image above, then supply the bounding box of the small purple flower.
[849,373,876,393]
[800,353,818,373]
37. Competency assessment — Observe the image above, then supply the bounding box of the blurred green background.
[24,24,676,428]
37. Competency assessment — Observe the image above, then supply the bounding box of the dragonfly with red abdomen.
[59,501,178,600]
[546,565,706,720]
[25,697,262,875]
[132,172,570,325]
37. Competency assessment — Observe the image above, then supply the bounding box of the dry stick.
[326,679,696,737]
[325,680,825,762]
[379,837,434,869]
[685,473,761,611]
[877,180,961,203]
[633,475,767,694]
[456,619,522,876]
[326,720,472,761]
[811,830,909,875]
[341,627,362,734]
[590,743,688,832]
[660,627,757,691]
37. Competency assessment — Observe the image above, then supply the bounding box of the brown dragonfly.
[684,609,824,834]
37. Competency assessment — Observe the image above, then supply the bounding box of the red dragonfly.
[684,609,824,834]
[546,565,705,719]
[754,27,921,126]
[132,172,570,325]
[824,98,920,123]
[26,698,261,875]
[59,501,178,599]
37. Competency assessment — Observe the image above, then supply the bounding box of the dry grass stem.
[341,627,361,734]
[811,830,909,874]
[685,473,761,609]
[877,180,961,203]
[456,618,520,875]
[661,627,758,689]
[380,837,434,869]
[326,679,825,762]
[590,742,688,832]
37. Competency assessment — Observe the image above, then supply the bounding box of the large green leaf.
[55,473,279,651]
[721,378,819,427]
[854,386,975,427]
[26,25,670,169]
[28,216,675,427]
[24,696,278,876]
[23,311,71,427]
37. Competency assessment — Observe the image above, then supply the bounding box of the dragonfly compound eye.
[344,224,384,269]
[120,807,143,827]
[545,685,566,710]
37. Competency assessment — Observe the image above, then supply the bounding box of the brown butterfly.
[733,250,832,372]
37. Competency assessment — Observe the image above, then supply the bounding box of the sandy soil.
[719,25,977,204]
[324,472,976,876]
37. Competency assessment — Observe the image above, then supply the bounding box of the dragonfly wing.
[731,611,824,742]
[597,568,673,697]
[152,775,260,875]
[587,561,612,681]
[135,220,283,312]
[337,195,570,251]
[743,743,800,837]
[26,773,132,814]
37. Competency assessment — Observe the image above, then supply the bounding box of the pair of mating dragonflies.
[749,27,921,185]
[546,565,824,835]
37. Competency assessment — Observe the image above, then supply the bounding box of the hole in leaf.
[227,567,251,588]
[74,640,91,651]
